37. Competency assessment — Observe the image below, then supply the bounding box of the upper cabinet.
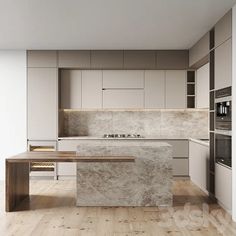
[27,51,57,68]
[144,70,165,108]
[103,70,144,89]
[60,70,82,109]
[124,51,156,69]
[189,32,209,68]
[103,90,144,109]
[82,70,102,108]
[91,51,123,69]
[165,70,186,109]
[156,51,188,69]
[28,68,58,140]
[196,63,209,108]
[58,51,90,68]
[215,10,232,48]
[215,38,232,90]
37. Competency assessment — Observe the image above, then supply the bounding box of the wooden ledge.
[6,151,135,163]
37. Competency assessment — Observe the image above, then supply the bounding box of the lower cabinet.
[189,140,209,193]
[215,163,232,212]
[57,140,78,177]
[172,158,189,176]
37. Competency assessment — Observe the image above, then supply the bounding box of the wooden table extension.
[5,151,135,212]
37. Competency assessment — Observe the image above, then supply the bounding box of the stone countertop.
[189,138,209,147]
[58,135,209,140]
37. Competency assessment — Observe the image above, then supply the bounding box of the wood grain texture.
[6,151,135,163]
[5,161,29,212]
[1,179,236,235]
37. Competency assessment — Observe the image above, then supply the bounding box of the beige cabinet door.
[144,70,165,108]
[57,140,79,176]
[215,163,232,211]
[103,89,144,109]
[165,70,186,108]
[215,10,232,48]
[124,50,156,69]
[91,51,123,69]
[82,70,102,108]
[103,70,144,88]
[28,68,57,140]
[27,50,57,68]
[215,39,232,90]
[58,50,90,68]
[60,70,82,109]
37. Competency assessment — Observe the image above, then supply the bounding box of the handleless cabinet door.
[103,70,144,88]
[165,70,186,108]
[60,70,82,109]
[27,50,57,68]
[28,68,57,140]
[144,70,165,108]
[58,51,90,68]
[82,70,102,108]
[124,51,156,69]
[103,90,144,109]
[215,39,232,90]
[215,10,232,48]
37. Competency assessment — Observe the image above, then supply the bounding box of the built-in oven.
[215,133,231,168]
[215,87,231,131]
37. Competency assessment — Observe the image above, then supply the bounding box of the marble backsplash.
[60,109,209,138]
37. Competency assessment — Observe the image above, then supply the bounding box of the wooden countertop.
[6,151,135,163]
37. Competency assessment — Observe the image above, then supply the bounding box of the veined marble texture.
[61,109,209,138]
[76,140,172,207]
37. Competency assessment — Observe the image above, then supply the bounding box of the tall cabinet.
[27,51,58,140]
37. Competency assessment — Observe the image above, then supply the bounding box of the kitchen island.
[76,140,173,207]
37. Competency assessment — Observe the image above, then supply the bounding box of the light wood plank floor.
[0,179,236,236]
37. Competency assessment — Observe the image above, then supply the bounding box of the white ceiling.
[0,0,235,50]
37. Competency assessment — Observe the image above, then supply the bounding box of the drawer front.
[163,140,189,157]
[172,158,189,176]
[57,140,79,176]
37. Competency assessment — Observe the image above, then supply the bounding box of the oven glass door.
[215,134,231,168]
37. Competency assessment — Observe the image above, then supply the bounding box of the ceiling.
[0,0,235,50]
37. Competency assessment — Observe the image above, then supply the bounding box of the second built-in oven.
[215,134,232,168]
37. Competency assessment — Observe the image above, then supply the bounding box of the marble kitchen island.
[76,140,173,207]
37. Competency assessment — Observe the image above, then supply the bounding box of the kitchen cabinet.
[58,50,90,68]
[103,70,144,89]
[215,163,232,212]
[27,68,57,140]
[165,70,186,108]
[196,63,209,108]
[189,140,209,193]
[124,51,156,69]
[189,32,209,68]
[60,70,82,109]
[172,159,189,176]
[144,70,165,108]
[215,39,232,90]
[91,50,123,69]
[82,70,102,108]
[57,140,79,177]
[156,50,188,69]
[27,50,57,68]
[153,139,189,177]
[103,89,144,109]
[215,10,232,48]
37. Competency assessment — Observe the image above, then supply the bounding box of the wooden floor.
[0,179,236,236]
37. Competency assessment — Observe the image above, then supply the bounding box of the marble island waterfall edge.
[76,140,173,207]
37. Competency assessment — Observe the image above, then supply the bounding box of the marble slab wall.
[60,109,209,138]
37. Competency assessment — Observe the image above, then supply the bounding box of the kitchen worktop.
[58,135,208,140]
[189,138,209,147]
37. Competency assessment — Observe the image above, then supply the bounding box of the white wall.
[196,63,209,108]
[0,51,27,180]
[232,4,236,222]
